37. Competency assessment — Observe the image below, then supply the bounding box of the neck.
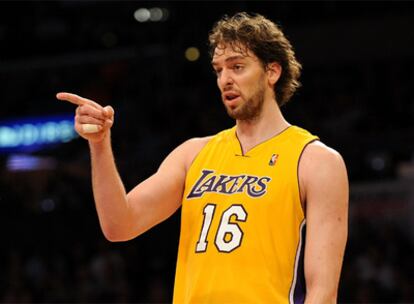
[236,99,290,154]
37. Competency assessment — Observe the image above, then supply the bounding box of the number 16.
[196,204,248,253]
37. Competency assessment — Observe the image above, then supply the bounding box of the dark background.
[1,1,414,303]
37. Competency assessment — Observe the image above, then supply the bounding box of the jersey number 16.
[195,203,247,253]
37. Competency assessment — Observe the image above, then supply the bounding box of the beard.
[223,81,266,121]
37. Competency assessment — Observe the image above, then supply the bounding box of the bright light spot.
[42,122,59,142]
[185,47,200,62]
[149,7,163,21]
[134,8,151,22]
[60,121,75,142]
[21,124,39,145]
[134,7,168,23]
[0,127,17,147]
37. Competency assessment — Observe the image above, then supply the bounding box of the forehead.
[211,43,258,65]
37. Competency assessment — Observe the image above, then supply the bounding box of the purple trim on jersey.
[293,222,307,303]
[296,138,318,214]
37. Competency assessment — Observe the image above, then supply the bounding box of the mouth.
[223,92,241,106]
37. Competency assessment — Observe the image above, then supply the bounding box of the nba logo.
[269,154,279,166]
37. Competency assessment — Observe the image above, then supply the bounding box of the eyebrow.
[211,55,246,67]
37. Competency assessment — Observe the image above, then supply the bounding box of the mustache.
[222,85,239,93]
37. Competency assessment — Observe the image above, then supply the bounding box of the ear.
[266,62,282,86]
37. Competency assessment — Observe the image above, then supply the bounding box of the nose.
[217,68,233,89]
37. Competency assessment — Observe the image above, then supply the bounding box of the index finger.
[56,92,102,109]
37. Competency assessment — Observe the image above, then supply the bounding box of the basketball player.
[57,12,348,303]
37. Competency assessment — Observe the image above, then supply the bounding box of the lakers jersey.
[173,125,319,303]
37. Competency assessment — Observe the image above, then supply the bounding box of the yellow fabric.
[173,125,318,303]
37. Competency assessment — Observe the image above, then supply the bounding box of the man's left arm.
[299,141,349,303]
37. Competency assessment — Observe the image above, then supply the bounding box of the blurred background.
[1,1,414,303]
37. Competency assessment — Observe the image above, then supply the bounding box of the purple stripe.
[293,223,307,303]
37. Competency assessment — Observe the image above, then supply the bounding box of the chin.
[225,106,240,120]
[227,111,247,121]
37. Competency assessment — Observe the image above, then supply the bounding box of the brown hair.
[209,12,302,107]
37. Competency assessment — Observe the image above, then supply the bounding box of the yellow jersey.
[173,125,319,303]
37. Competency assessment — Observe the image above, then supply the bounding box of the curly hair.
[209,12,302,107]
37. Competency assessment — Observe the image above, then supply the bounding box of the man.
[57,12,348,304]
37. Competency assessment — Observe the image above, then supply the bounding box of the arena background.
[1,1,414,302]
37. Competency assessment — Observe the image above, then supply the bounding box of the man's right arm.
[57,92,208,242]
[89,133,193,242]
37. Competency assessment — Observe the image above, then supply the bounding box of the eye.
[233,64,244,72]
[213,68,222,77]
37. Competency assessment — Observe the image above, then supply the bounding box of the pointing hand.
[56,92,114,142]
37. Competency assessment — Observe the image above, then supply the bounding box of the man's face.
[211,43,268,121]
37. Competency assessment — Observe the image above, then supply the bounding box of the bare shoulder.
[301,141,346,171]
[161,136,213,172]
[178,136,213,156]
[183,136,213,148]
[181,136,213,170]
[299,140,348,203]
